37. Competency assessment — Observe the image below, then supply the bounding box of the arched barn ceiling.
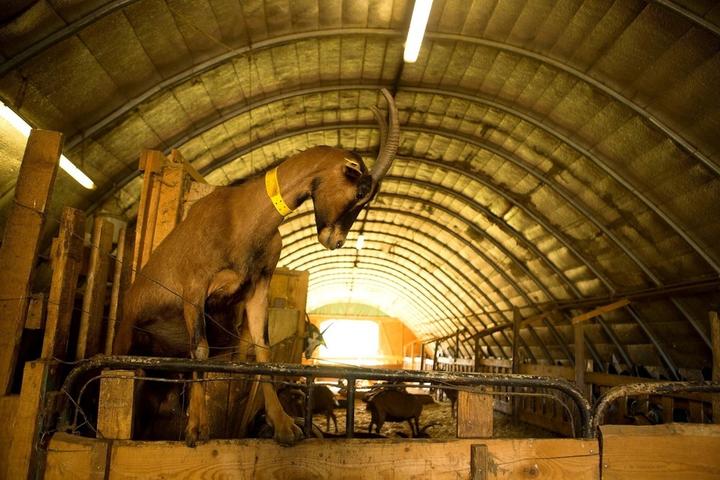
[1,0,719,376]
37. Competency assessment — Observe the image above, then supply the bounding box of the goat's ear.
[343,157,363,181]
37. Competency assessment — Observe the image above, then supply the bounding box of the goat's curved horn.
[370,88,400,185]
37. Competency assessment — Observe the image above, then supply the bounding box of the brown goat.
[112,89,399,447]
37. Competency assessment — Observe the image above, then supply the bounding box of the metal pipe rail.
[593,381,720,434]
[59,355,594,438]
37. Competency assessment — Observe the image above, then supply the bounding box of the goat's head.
[304,321,329,359]
[312,88,400,250]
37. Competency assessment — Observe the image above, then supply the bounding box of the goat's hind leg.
[183,299,210,447]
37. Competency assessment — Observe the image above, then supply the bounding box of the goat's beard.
[318,225,347,250]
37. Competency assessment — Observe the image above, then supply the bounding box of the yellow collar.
[265,167,293,217]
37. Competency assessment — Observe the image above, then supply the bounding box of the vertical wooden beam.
[5,360,53,479]
[455,329,460,359]
[97,370,136,439]
[76,218,114,359]
[152,155,186,251]
[574,323,586,398]
[420,343,426,371]
[474,337,481,371]
[511,308,521,374]
[711,311,719,424]
[105,226,131,354]
[0,130,61,393]
[457,390,493,438]
[131,150,165,282]
[661,396,674,424]
[41,208,85,360]
[432,341,439,370]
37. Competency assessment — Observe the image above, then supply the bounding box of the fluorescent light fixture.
[403,0,433,63]
[0,101,96,189]
[355,234,365,250]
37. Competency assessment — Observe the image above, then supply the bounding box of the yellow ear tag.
[265,167,293,217]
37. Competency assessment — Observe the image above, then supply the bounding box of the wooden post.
[152,152,187,251]
[711,311,719,424]
[76,218,114,359]
[105,226,131,354]
[420,343,426,371]
[432,341,439,370]
[473,338,480,371]
[97,370,136,439]
[131,150,165,282]
[41,208,86,360]
[4,360,54,479]
[574,323,586,398]
[455,329,460,359]
[457,390,493,438]
[511,308,521,374]
[0,130,62,393]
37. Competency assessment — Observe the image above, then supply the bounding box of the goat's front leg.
[246,277,303,446]
[183,298,210,447]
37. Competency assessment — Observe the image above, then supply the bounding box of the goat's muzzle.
[318,225,347,250]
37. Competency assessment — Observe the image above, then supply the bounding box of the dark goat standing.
[366,389,423,437]
[278,384,339,433]
[113,89,399,446]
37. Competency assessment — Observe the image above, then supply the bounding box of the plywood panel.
[601,423,720,480]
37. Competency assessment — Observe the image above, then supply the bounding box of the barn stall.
[0,0,719,478]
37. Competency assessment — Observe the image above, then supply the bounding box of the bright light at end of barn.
[403,0,433,63]
[0,101,96,189]
[316,320,382,366]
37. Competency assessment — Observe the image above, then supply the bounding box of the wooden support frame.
[41,208,86,360]
[572,299,629,325]
[76,218,114,360]
[0,130,62,393]
[105,226,132,354]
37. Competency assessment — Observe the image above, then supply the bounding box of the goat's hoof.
[274,418,303,447]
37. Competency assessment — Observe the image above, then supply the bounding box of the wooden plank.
[0,395,19,473]
[5,360,53,480]
[45,433,109,480]
[130,149,165,282]
[25,293,46,330]
[152,158,185,251]
[458,390,493,438]
[206,371,231,439]
[108,438,598,479]
[477,358,512,369]
[76,218,114,360]
[572,299,629,325]
[711,311,719,424]
[41,208,86,360]
[97,370,136,440]
[105,226,131,354]
[601,424,720,480]
[0,129,61,393]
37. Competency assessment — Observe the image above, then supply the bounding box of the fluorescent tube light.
[403,0,433,63]
[1,101,96,189]
[356,234,365,250]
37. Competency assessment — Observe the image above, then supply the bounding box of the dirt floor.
[313,396,560,439]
